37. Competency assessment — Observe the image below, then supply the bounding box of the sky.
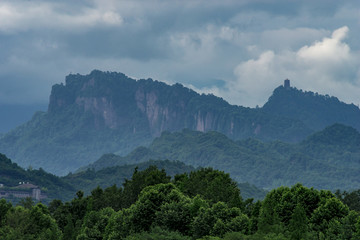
[0,0,359,110]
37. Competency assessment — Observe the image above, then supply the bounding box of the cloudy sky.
[0,0,359,111]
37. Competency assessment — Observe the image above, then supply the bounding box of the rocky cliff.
[48,70,310,140]
[0,70,311,175]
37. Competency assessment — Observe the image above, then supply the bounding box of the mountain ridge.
[262,84,360,131]
[0,71,311,175]
[0,71,359,175]
[84,123,360,190]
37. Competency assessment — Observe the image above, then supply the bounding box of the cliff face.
[47,71,311,140]
[0,70,311,175]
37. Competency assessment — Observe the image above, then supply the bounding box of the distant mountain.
[262,82,360,131]
[303,123,360,149]
[0,103,47,134]
[0,70,311,175]
[85,124,360,190]
[300,124,360,169]
[65,160,195,195]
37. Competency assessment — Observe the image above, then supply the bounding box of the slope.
[63,160,195,195]
[262,83,360,131]
[0,153,75,201]
[85,124,360,190]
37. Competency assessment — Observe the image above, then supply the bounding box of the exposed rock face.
[0,70,311,175]
[75,97,118,129]
[48,71,260,140]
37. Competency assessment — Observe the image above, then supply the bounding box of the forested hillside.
[85,124,360,190]
[262,84,360,131]
[0,152,266,203]
[63,160,194,196]
[0,154,75,201]
[67,159,266,201]
[1,166,360,239]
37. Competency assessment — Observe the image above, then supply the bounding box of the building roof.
[15,183,39,189]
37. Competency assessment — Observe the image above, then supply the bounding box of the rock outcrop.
[0,71,312,175]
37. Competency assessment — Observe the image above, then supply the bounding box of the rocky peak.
[262,84,360,131]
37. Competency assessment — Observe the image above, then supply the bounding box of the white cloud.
[209,26,360,107]
[297,26,350,64]
[0,1,123,33]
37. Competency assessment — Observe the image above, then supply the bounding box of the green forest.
[1,166,360,240]
[83,123,360,190]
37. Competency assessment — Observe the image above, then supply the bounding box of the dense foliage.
[0,154,266,202]
[63,160,195,196]
[1,166,360,239]
[86,124,360,190]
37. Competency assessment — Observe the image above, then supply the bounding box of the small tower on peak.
[284,79,290,89]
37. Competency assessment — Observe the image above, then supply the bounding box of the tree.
[104,209,130,240]
[0,199,12,227]
[123,226,191,240]
[154,197,193,235]
[18,197,34,210]
[26,203,62,240]
[127,183,179,233]
[336,189,360,212]
[122,166,171,208]
[174,168,243,208]
[288,204,308,240]
[191,202,247,239]
[310,197,349,233]
[2,204,61,240]
[77,207,115,240]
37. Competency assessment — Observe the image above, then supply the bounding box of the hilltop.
[262,80,360,131]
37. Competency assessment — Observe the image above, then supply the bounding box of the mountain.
[300,124,360,169]
[262,82,360,131]
[0,70,311,175]
[84,124,360,190]
[303,123,360,149]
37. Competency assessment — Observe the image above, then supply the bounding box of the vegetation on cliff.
[262,85,360,131]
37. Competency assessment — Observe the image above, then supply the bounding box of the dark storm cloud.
[0,0,359,107]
